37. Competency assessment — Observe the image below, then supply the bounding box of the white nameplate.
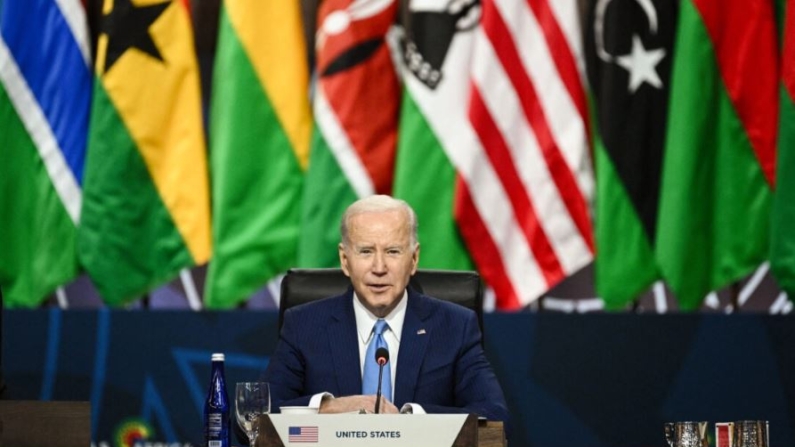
[267,414,468,447]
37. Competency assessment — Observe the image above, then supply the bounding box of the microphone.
[374,347,389,414]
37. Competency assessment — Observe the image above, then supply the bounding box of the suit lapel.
[327,292,362,396]
[394,289,431,405]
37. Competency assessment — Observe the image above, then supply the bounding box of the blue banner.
[4,311,795,447]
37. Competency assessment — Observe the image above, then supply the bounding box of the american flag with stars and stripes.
[460,0,595,308]
[288,426,319,443]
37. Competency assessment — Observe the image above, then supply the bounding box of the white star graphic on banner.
[616,34,666,93]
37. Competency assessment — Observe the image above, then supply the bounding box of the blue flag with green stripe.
[0,0,91,307]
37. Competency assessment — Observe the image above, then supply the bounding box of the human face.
[339,209,419,318]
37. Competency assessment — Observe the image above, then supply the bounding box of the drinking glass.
[235,382,270,447]
[734,420,769,447]
[664,421,709,447]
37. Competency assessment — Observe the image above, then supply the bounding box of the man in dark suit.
[264,195,508,421]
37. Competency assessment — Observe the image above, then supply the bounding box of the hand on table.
[319,394,399,414]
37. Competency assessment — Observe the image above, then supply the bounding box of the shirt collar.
[353,289,407,344]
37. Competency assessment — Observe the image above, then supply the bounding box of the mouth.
[367,283,390,293]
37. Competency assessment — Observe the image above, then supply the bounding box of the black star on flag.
[100,0,171,73]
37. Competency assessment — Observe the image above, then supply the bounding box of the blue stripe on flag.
[0,0,90,184]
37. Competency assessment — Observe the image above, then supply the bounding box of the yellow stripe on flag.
[96,0,211,263]
[225,0,312,169]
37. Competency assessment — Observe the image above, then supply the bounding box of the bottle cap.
[211,353,225,362]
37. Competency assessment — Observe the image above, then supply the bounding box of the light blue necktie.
[362,319,392,401]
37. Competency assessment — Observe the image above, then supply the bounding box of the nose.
[372,252,387,274]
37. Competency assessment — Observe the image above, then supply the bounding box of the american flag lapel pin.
[417,329,426,335]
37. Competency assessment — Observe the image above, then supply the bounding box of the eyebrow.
[353,244,406,251]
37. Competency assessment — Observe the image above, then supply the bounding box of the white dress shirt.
[306,291,424,413]
[353,289,406,389]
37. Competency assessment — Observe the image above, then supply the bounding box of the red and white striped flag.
[461,0,594,308]
[394,0,593,309]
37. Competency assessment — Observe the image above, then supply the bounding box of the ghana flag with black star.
[585,0,677,308]
[78,0,211,305]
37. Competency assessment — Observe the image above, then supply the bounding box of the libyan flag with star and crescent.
[586,0,678,309]
[589,0,777,310]
[79,0,212,305]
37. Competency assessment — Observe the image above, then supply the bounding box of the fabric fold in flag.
[298,0,401,269]
[205,0,312,308]
[655,0,777,309]
[78,0,211,305]
[0,0,91,307]
[392,0,477,273]
[771,0,795,301]
[395,0,594,309]
[585,0,677,309]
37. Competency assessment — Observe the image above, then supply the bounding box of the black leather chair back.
[278,268,484,335]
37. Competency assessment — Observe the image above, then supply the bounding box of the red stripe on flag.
[480,0,594,251]
[316,0,400,194]
[469,85,564,284]
[454,179,522,310]
[525,0,591,144]
[783,0,795,99]
[693,0,778,187]
[322,46,399,194]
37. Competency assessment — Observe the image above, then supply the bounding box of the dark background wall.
[4,310,794,447]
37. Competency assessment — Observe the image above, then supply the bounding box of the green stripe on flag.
[78,81,193,305]
[393,90,473,270]
[771,85,795,295]
[0,83,78,307]
[205,6,304,308]
[594,132,658,309]
[297,125,358,268]
[656,0,772,310]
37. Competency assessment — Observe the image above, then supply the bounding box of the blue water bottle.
[204,353,230,447]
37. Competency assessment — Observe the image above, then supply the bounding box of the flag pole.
[180,268,203,311]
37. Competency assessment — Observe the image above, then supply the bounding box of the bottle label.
[207,413,222,437]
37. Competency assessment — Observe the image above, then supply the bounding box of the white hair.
[340,195,418,247]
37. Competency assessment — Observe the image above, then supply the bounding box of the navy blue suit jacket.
[263,287,509,422]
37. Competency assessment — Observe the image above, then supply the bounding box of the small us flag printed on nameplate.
[289,426,319,443]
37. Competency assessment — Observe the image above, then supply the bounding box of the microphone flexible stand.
[373,347,389,414]
[375,365,384,414]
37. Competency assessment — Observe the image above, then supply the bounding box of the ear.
[339,243,351,277]
[410,244,420,275]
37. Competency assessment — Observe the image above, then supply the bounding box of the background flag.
[466,0,594,308]
[772,0,795,299]
[78,0,211,305]
[297,0,401,268]
[392,0,478,272]
[586,0,677,309]
[396,0,594,309]
[205,0,311,308]
[0,0,91,307]
[656,0,777,309]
